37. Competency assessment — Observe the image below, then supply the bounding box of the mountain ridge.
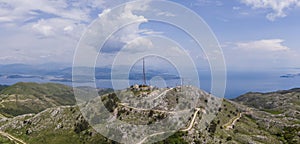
[0,82,299,143]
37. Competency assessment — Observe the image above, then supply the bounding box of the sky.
[0,0,300,71]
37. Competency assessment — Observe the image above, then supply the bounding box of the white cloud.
[240,0,300,21]
[0,0,112,39]
[139,29,164,35]
[235,39,289,51]
[63,26,74,32]
[0,0,151,64]
[0,0,106,23]
[0,16,13,22]
[98,9,111,17]
[74,1,153,67]
[93,0,150,49]
[222,39,299,70]
[156,11,176,17]
[197,0,223,6]
[0,0,187,66]
[32,19,54,36]
[125,37,153,50]
[0,27,77,64]
[233,6,241,10]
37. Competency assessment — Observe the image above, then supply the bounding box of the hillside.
[0,85,8,93]
[0,82,76,117]
[0,106,113,144]
[0,83,299,143]
[233,88,300,143]
[233,88,300,117]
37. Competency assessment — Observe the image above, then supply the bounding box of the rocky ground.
[0,82,299,144]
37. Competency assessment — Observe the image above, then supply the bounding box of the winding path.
[223,113,242,130]
[118,103,176,114]
[180,108,205,132]
[118,88,176,114]
[136,107,205,144]
[0,131,27,144]
[150,88,174,100]
[120,87,207,143]
[137,131,174,144]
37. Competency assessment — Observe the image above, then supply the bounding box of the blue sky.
[0,0,300,71]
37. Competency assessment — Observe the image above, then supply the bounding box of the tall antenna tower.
[143,58,146,85]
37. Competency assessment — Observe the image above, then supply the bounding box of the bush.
[154,131,188,144]
[226,136,232,141]
[74,119,89,134]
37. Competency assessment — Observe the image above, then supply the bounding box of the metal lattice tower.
[143,58,146,85]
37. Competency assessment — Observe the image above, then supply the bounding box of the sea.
[1,70,299,99]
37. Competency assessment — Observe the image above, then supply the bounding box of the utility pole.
[143,58,146,85]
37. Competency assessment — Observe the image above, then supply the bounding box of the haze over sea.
[1,69,299,99]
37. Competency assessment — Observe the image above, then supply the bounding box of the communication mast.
[143,58,146,85]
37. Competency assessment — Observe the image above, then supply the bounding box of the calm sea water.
[1,70,299,99]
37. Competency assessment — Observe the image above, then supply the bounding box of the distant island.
[0,64,180,82]
[6,74,43,79]
[280,73,300,78]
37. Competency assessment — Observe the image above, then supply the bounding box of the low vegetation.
[0,83,299,143]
